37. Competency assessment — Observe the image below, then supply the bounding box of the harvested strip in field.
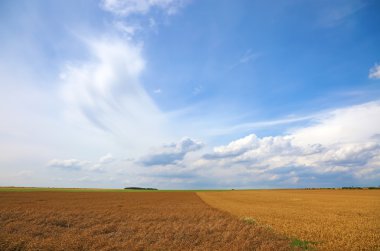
[0,192,291,251]
[197,190,380,251]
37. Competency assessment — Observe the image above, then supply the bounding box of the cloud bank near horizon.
[43,101,380,189]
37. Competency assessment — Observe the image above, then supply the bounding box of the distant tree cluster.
[341,186,380,190]
[124,187,158,190]
[367,186,380,189]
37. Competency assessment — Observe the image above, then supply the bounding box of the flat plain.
[198,189,380,251]
[0,191,291,251]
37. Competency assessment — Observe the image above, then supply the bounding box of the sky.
[1,0,380,189]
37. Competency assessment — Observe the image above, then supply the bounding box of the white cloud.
[195,98,380,141]
[318,1,367,27]
[0,0,193,189]
[239,49,258,64]
[100,0,188,16]
[60,36,171,152]
[292,101,380,146]
[140,137,203,166]
[204,134,316,166]
[112,101,380,189]
[192,85,203,95]
[205,114,314,136]
[369,64,380,79]
[197,135,380,187]
[229,49,259,70]
[205,134,259,159]
[195,101,380,187]
[149,18,156,28]
[113,21,141,39]
[48,153,117,172]
[48,159,89,171]
[320,142,379,166]
[99,153,115,164]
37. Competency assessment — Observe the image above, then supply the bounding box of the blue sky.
[1,0,380,189]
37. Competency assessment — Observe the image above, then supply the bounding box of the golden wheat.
[198,189,380,251]
[0,191,291,251]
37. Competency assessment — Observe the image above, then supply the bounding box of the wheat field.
[198,189,380,251]
[0,191,291,251]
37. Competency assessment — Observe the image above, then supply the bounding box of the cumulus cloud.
[196,101,380,187]
[204,134,259,159]
[99,153,115,164]
[203,134,318,167]
[48,159,89,171]
[140,137,203,166]
[369,64,380,79]
[45,101,380,188]
[111,101,380,189]
[48,153,117,172]
[100,0,188,16]
[198,136,380,187]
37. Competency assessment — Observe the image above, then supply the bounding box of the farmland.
[0,191,290,251]
[1,189,379,251]
[198,189,380,251]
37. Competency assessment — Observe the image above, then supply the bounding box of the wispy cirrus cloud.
[154,88,162,94]
[291,101,380,146]
[101,0,190,44]
[60,36,171,151]
[317,0,367,27]
[229,49,259,70]
[205,114,315,136]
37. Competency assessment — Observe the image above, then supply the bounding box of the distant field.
[0,192,290,251]
[198,190,380,251]
[0,187,226,192]
[0,187,129,192]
